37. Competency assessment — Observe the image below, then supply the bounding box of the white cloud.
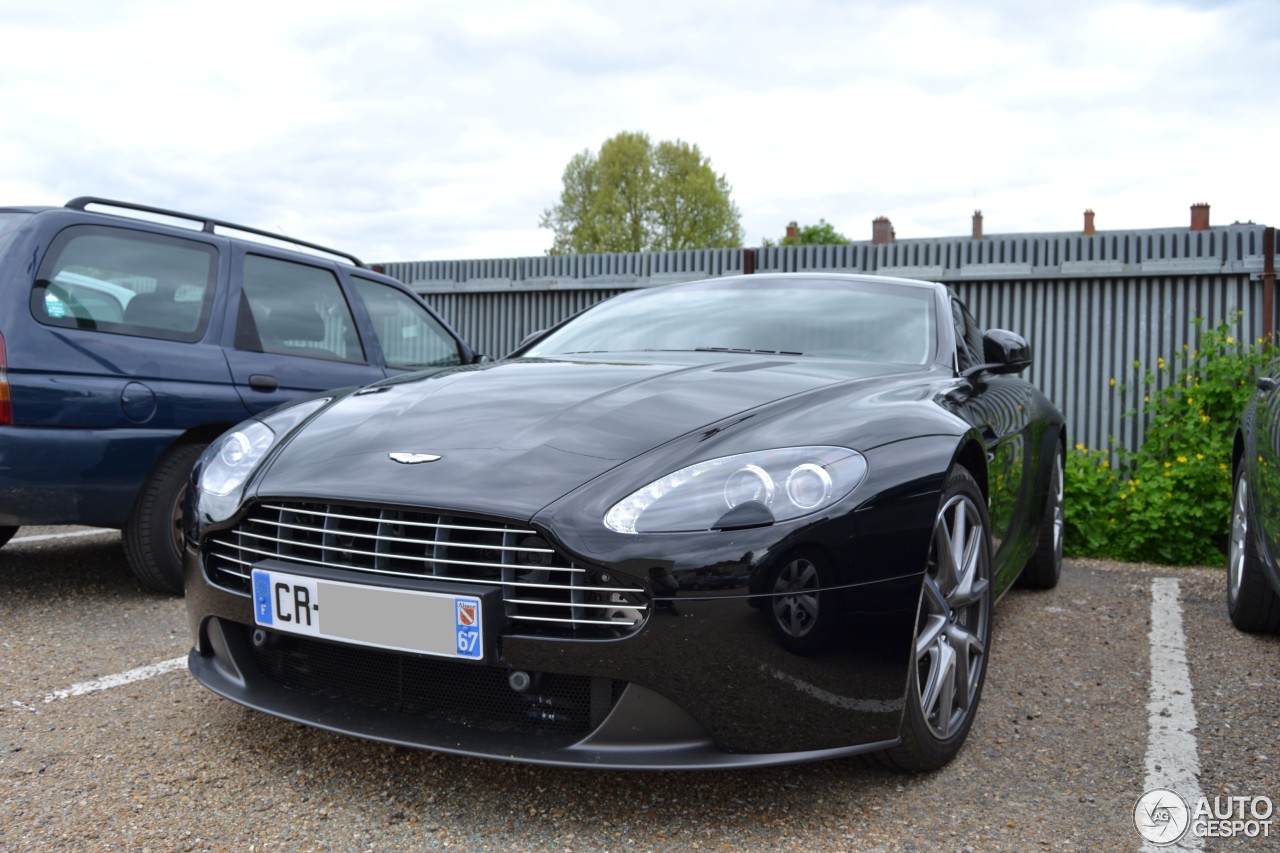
[0,0,1274,261]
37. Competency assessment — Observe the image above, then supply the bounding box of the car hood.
[253,354,909,519]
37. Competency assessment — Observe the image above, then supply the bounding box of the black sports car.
[1228,356,1280,633]
[184,273,1065,771]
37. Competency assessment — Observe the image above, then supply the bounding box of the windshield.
[525,277,937,365]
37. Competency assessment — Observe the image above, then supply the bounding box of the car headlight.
[604,446,868,534]
[195,397,331,523]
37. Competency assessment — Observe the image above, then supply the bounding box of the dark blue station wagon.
[0,197,477,592]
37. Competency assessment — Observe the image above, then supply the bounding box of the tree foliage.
[540,132,743,254]
[763,219,849,247]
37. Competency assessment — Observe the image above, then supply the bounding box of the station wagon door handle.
[248,374,279,392]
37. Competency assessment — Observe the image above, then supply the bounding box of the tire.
[878,467,993,772]
[1019,445,1064,590]
[764,548,834,655]
[124,442,207,594]
[1227,468,1280,633]
[0,526,17,549]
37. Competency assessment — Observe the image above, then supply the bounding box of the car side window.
[31,226,217,343]
[236,255,365,363]
[951,299,985,371]
[353,277,462,370]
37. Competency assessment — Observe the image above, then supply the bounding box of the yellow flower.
[1075,443,1085,452]
[1220,463,1229,470]
[1164,471,1172,478]
[1201,415,1210,423]
[1158,357,1166,369]
[1176,456,1188,464]
[1109,518,1116,524]
[1195,453,1204,461]
[1164,461,1172,468]
[1120,493,1128,500]
[1227,336,1235,344]
[1144,395,1149,403]
[1187,397,1195,405]
[1110,377,1116,387]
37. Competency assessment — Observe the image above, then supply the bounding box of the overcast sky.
[2,0,1275,263]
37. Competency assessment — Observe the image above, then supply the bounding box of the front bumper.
[184,508,928,769]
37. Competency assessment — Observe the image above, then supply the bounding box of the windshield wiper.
[692,346,806,357]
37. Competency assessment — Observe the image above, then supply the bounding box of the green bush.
[1064,318,1271,566]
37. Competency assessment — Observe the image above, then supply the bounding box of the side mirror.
[981,329,1032,374]
[962,329,1032,378]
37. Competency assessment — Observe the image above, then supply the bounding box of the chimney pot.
[1190,203,1210,231]
[972,210,984,240]
[785,221,799,243]
[1083,209,1096,236]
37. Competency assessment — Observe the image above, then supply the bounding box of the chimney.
[785,221,799,243]
[972,210,983,240]
[872,216,895,245]
[1083,209,1096,236]
[1190,203,1210,231]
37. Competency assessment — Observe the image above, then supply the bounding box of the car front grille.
[205,500,648,639]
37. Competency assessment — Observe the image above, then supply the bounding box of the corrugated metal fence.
[381,224,1277,454]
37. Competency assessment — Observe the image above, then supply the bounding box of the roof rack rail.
[64,196,366,268]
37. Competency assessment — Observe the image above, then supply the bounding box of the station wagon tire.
[1227,468,1280,633]
[0,526,17,548]
[879,467,993,772]
[124,442,207,594]
[1019,445,1064,590]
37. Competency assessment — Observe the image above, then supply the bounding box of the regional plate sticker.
[253,570,274,626]
[455,597,481,659]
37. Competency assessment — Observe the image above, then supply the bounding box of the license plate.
[251,568,483,660]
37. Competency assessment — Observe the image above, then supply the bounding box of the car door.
[942,296,1034,574]
[222,249,385,414]
[1253,354,1280,563]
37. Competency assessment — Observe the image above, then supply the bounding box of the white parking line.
[1142,577,1205,852]
[11,528,119,545]
[42,656,188,704]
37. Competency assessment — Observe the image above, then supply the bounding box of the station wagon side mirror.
[962,329,1032,378]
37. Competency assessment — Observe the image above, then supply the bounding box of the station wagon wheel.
[1227,467,1280,633]
[123,441,207,594]
[1019,444,1064,589]
[881,467,992,771]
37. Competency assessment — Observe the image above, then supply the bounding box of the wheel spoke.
[919,638,956,728]
[934,518,961,596]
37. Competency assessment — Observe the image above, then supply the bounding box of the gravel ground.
[2,531,1278,851]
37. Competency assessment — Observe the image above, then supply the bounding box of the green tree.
[540,132,743,254]
[763,219,849,247]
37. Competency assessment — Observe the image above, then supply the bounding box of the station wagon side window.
[352,277,463,370]
[235,255,365,363]
[31,226,217,342]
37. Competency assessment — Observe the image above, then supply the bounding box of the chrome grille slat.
[259,503,538,536]
[263,518,555,554]
[206,501,649,639]
[228,530,580,574]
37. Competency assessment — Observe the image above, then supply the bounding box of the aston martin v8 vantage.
[184,273,1065,771]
